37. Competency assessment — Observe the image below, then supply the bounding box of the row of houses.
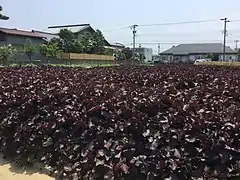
[1,25,238,63]
[131,43,238,64]
[159,43,239,63]
[0,25,124,62]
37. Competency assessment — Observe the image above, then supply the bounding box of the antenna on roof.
[48,24,90,29]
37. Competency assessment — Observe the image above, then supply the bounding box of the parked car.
[194,58,211,65]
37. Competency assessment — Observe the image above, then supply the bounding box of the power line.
[123,40,224,45]
[137,31,223,37]
[101,19,240,34]
[101,26,131,32]
[138,19,219,27]
[104,29,240,38]
[103,20,219,32]
[229,20,240,23]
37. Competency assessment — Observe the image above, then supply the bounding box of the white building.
[134,47,153,63]
[160,43,238,63]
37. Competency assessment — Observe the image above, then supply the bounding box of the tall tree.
[92,30,105,54]
[58,29,76,53]
[0,5,9,20]
[52,28,109,55]
[78,32,93,54]
[122,48,133,60]
[24,39,36,63]
[40,41,62,63]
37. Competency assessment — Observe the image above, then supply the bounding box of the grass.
[0,63,118,68]
[199,61,240,67]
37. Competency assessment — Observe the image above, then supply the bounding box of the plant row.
[0,65,239,179]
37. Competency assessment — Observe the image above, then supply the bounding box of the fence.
[0,53,115,66]
[57,53,115,65]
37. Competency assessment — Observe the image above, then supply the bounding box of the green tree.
[139,54,146,62]
[113,50,126,61]
[206,53,214,60]
[49,37,62,49]
[122,48,132,60]
[91,30,105,54]
[104,48,114,56]
[52,28,108,55]
[24,39,36,63]
[0,5,9,20]
[78,32,93,54]
[40,41,62,63]
[0,45,15,64]
[58,29,76,53]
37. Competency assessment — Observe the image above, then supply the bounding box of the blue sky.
[1,0,240,53]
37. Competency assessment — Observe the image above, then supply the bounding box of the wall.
[144,48,153,62]
[161,53,239,63]
[135,48,153,63]
[161,55,173,62]
[191,54,238,62]
[218,54,238,62]
[180,56,189,62]
[5,34,46,62]
[0,32,6,45]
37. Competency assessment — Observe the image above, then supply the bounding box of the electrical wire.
[38,19,240,34]
[138,19,220,27]
[103,19,223,32]
[137,31,222,37]
[123,40,224,45]
[229,20,240,22]
[101,26,131,32]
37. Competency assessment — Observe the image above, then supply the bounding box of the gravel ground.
[0,154,53,180]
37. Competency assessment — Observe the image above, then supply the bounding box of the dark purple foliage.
[0,65,240,179]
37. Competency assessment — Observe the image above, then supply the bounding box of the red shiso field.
[0,65,239,179]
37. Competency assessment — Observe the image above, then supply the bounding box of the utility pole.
[221,18,230,61]
[234,40,239,50]
[158,43,161,55]
[131,25,138,61]
[235,40,240,62]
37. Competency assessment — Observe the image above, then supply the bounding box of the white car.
[194,58,211,65]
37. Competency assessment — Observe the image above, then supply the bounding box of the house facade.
[161,43,238,63]
[134,47,153,63]
[0,27,46,62]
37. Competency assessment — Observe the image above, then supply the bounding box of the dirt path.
[0,155,53,180]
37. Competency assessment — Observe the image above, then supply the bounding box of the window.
[0,33,6,41]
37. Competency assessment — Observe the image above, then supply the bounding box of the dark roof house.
[72,25,110,46]
[0,27,45,39]
[0,27,47,62]
[32,30,59,41]
[33,25,111,46]
[161,43,236,55]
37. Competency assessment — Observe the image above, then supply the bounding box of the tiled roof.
[32,30,59,41]
[0,27,44,38]
[161,43,236,55]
